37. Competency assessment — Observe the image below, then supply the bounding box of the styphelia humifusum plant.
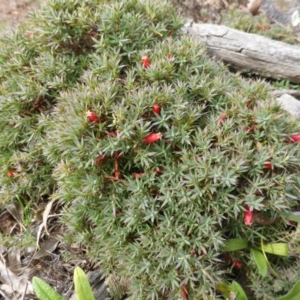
[1,0,300,299]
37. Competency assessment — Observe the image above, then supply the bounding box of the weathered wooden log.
[183,23,300,84]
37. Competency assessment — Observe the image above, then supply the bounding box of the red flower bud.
[244,205,253,226]
[141,56,150,69]
[288,134,300,143]
[86,110,99,123]
[88,31,97,37]
[167,53,173,59]
[181,284,188,300]
[233,260,243,269]
[143,132,162,144]
[152,104,161,114]
[115,210,122,216]
[219,113,227,124]
[243,126,256,132]
[264,162,272,169]
[7,170,17,177]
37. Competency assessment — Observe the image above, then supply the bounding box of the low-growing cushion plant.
[1,0,300,299]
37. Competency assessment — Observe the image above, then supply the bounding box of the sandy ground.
[0,0,39,29]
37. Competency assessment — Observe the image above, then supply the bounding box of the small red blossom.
[167,53,173,59]
[233,260,243,269]
[115,210,122,216]
[181,284,188,300]
[143,132,162,144]
[88,31,97,37]
[86,110,99,123]
[243,126,256,132]
[7,170,17,177]
[152,104,161,114]
[25,32,33,38]
[244,205,253,226]
[219,113,227,124]
[288,134,300,143]
[264,162,272,169]
[141,56,150,69]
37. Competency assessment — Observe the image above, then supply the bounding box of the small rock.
[276,93,300,118]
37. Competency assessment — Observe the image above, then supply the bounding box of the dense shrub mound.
[1,0,300,299]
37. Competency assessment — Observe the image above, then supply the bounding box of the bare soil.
[0,0,40,28]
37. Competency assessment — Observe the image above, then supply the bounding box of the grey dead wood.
[183,23,300,84]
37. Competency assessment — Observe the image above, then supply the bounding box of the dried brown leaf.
[33,237,59,260]
[247,0,261,15]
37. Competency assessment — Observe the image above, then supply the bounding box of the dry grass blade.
[4,201,25,232]
[36,198,58,247]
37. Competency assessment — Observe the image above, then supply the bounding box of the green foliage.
[278,279,300,300]
[33,267,95,300]
[221,5,300,45]
[251,248,268,277]
[1,0,300,299]
[249,258,300,299]
[74,267,95,300]
[231,281,248,300]
[33,277,65,300]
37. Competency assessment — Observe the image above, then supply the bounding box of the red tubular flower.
[167,53,173,59]
[143,132,162,144]
[141,56,150,69]
[243,126,256,132]
[244,205,253,226]
[233,260,243,269]
[115,210,122,216]
[219,113,227,124]
[152,104,161,114]
[181,284,188,300]
[7,170,17,177]
[264,162,272,169]
[86,110,99,123]
[88,31,97,37]
[288,134,300,143]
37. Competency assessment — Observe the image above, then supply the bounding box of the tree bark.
[183,23,300,84]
